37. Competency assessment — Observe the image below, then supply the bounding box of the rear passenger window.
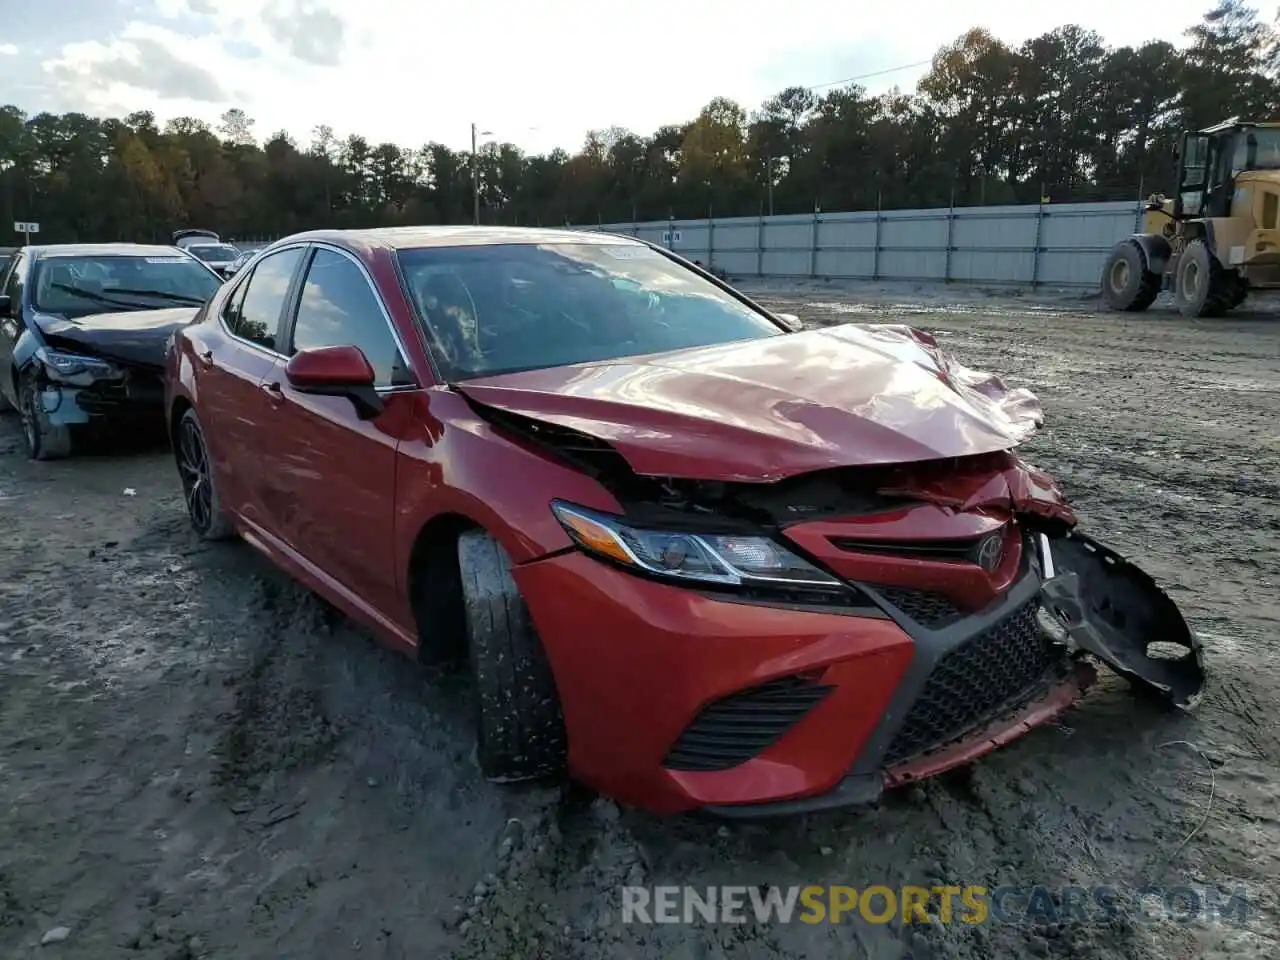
[223,247,302,350]
[288,248,413,387]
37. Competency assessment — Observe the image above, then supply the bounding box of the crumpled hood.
[458,322,1044,481]
[37,307,197,369]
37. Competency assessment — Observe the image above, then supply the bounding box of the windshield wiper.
[49,282,146,310]
[104,288,208,306]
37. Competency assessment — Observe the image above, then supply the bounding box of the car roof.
[274,225,642,252]
[27,243,192,259]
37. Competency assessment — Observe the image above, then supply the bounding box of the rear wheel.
[1228,274,1249,309]
[17,373,72,461]
[1174,239,1231,317]
[1101,240,1160,312]
[457,529,567,782]
[175,408,235,540]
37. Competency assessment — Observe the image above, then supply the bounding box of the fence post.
[756,211,765,276]
[809,208,819,278]
[667,214,675,251]
[1031,191,1046,288]
[708,204,715,267]
[1133,177,1145,232]
[943,186,956,282]
[871,192,882,281]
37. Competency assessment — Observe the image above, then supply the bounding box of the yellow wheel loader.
[1101,118,1280,317]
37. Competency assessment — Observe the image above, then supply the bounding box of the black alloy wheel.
[175,408,234,539]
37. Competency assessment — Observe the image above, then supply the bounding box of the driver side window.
[287,248,414,388]
[221,247,302,351]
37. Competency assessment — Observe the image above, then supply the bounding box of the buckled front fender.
[1036,531,1205,711]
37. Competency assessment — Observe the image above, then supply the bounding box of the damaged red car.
[164,228,1205,816]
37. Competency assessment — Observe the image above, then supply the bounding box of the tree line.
[2,1,1279,245]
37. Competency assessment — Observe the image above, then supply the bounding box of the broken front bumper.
[33,359,166,428]
[704,531,1206,818]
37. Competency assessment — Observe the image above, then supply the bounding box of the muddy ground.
[1,280,1277,960]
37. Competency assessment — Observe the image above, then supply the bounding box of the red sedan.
[163,228,1204,816]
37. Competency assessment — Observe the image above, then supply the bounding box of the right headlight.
[550,500,852,600]
[35,346,120,380]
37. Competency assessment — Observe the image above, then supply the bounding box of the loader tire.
[1174,239,1231,318]
[1228,274,1249,310]
[1101,240,1160,312]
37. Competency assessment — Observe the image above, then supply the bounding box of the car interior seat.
[413,271,481,370]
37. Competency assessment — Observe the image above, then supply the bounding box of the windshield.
[32,254,222,318]
[188,244,240,262]
[1235,128,1280,172]
[396,242,783,380]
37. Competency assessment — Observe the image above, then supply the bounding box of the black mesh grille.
[663,675,833,772]
[874,586,963,628]
[882,598,1065,766]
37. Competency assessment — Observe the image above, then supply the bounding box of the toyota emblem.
[976,534,1004,573]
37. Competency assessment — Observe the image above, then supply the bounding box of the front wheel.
[175,408,235,540]
[1174,239,1231,318]
[1100,240,1160,312]
[18,373,72,461]
[457,529,567,782]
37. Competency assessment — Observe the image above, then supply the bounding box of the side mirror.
[775,312,803,332]
[285,344,385,420]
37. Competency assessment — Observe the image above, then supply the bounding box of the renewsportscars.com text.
[620,885,1252,927]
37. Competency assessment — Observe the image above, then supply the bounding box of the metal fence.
[573,199,1143,288]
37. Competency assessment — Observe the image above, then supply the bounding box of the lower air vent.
[663,675,833,772]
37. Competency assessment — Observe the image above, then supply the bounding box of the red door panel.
[259,384,412,621]
[196,341,282,525]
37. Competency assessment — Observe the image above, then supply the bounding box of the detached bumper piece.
[1040,530,1206,711]
[663,674,834,772]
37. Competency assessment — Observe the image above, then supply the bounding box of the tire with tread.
[457,529,567,782]
[176,407,235,540]
[1228,274,1249,309]
[1174,239,1232,318]
[1101,240,1160,312]
[18,372,72,460]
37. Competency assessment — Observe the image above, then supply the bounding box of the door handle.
[198,349,213,366]
[261,380,283,398]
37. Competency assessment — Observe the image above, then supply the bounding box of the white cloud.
[0,43,18,56]
[36,0,1215,154]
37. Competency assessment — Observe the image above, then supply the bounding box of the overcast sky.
[0,0,1220,154]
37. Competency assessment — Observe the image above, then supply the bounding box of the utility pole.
[766,154,775,217]
[471,122,480,226]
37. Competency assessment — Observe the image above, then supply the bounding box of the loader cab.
[1175,121,1280,220]
[1176,128,1232,219]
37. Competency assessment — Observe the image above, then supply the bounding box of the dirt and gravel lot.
[1,280,1277,960]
